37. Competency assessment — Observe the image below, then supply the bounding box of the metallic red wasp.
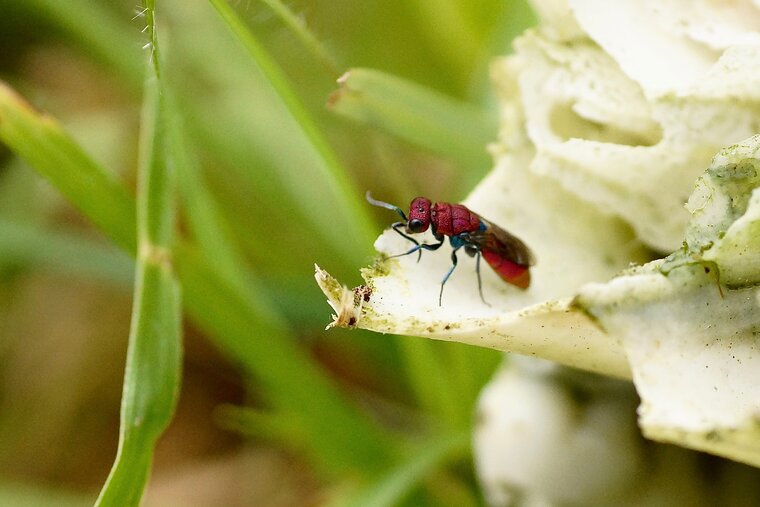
[367,192,535,305]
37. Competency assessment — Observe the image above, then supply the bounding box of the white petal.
[513,32,760,250]
[568,0,718,94]
[575,137,760,465]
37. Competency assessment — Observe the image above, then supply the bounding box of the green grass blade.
[443,344,500,424]
[328,68,497,172]
[339,431,471,507]
[489,0,537,57]
[0,82,137,254]
[466,0,536,103]
[175,243,398,473]
[157,2,367,272]
[408,1,481,87]
[0,56,399,481]
[170,120,241,281]
[168,103,274,312]
[0,77,398,475]
[165,88,400,472]
[0,482,90,507]
[207,0,376,260]
[0,218,133,288]
[96,4,181,505]
[17,0,143,92]
[397,339,462,430]
[216,405,309,451]
[396,340,498,431]
[255,0,340,75]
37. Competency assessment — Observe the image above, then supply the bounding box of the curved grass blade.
[0,40,400,485]
[0,482,90,507]
[398,339,499,431]
[337,431,470,507]
[0,218,133,288]
[462,0,536,103]
[207,0,377,261]
[328,68,497,173]
[168,103,272,309]
[408,1,482,91]
[0,83,137,254]
[255,0,340,75]
[176,243,398,474]
[396,339,463,430]
[155,2,365,271]
[17,0,143,93]
[165,90,399,472]
[95,3,181,505]
[0,77,399,476]
[215,405,309,452]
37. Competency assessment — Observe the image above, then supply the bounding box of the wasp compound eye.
[408,219,424,233]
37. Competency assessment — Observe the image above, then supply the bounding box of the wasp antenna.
[366,191,408,221]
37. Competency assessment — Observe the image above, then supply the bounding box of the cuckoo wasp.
[367,192,534,305]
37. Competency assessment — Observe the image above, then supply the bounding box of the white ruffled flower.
[318,0,760,503]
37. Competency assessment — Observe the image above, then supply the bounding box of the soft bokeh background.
[0,1,534,505]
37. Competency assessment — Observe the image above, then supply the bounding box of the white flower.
[317,0,760,501]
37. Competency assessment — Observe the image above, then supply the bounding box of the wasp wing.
[468,215,535,267]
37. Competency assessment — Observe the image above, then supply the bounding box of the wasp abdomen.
[481,250,531,289]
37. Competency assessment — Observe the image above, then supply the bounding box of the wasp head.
[407,197,431,233]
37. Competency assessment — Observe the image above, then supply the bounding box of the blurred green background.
[0,0,535,505]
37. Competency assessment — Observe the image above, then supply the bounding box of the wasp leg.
[474,248,491,307]
[439,245,464,306]
[458,236,490,306]
[390,222,418,245]
[390,222,422,261]
[389,227,444,263]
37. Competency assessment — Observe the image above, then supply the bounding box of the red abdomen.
[431,202,480,236]
[481,250,531,289]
